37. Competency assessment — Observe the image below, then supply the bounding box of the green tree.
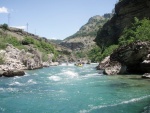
[2,23,8,31]
[119,18,150,45]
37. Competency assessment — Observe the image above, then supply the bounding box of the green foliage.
[0,42,6,50]
[119,18,150,45]
[0,57,4,65]
[22,37,58,61]
[1,23,8,31]
[7,37,21,46]
[0,31,59,62]
[0,57,5,65]
[22,37,35,45]
[88,45,118,62]
[42,53,49,62]
[0,34,21,50]
[0,54,4,65]
[75,51,86,58]
[100,45,118,61]
[88,46,102,62]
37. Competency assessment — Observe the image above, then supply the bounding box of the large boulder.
[3,70,25,77]
[96,56,110,70]
[111,41,150,74]
[0,44,43,73]
[97,41,150,75]
[97,56,127,75]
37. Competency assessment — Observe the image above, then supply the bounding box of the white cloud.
[11,26,26,30]
[0,7,8,13]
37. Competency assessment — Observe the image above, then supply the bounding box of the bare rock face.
[96,56,110,70]
[141,54,150,72]
[97,56,127,75]
[21,46,43,70]
[60,15,108,51]
[97,41,150,75]
[103,61,122,75]
[0,44,43,71]
[95,0,150,48]
[60,42,84,50]
[111,41,150,74]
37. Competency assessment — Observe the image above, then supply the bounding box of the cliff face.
[60,15,109,50]
[97,41,150,75]
[95,0,150,48]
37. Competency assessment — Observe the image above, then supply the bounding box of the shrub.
[88,46,102,62]
[0,56,4,65]
[88,45,118,62]
[75,51,86,58]
[22,37,58,62]
[22,37,35,45]
[2,23,8,31]
[119,18,150,45]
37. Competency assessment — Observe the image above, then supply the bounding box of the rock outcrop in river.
[0,44,43,77]
[0,44,43,71]
[97,41,150,75]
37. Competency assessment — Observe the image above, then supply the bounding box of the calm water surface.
[0,64,150,113]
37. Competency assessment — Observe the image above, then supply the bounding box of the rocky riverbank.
[0,44,59,77]
[97,41,150,77]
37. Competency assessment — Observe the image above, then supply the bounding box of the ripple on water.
[48,76,62,81]
[79,95,150,113]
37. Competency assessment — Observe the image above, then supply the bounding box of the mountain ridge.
[60,14,111,51]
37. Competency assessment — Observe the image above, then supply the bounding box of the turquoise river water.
[0,63,150,113]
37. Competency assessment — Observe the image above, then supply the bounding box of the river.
[0,63,150,113]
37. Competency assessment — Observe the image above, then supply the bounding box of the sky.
[0,0,118,40]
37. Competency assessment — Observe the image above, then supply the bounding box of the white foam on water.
[0,88,4,91]
[40,71,45,73]
[79,95,150,113]
[58,90,66,93]
[59,63,74,66]
[64,70,78,78]
[13,76,21,80]
[48,76,62,81]
[32,73,38,75]
[120,95,150,104]
[9,81,23,86]
[24,72,30,76]
[27,79,37,84]
[83,73,99,78]
[7,88,19,92]
[0,87,18,92]
[0,107,5,112]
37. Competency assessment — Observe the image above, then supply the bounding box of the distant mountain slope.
[49,39,62,44]
[60,15,111,50]
[0,25,72,63]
